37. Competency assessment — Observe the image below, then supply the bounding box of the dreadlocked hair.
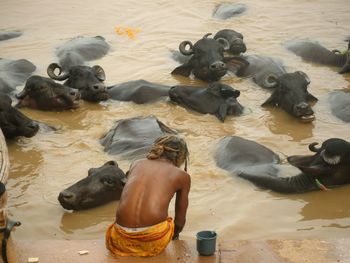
[147,135,189,171]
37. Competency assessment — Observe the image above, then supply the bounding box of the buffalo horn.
[309,142,321,152]
[47,63,70,81]
[179,41,194,56]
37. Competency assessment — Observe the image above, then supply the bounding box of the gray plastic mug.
[196,230,217,256]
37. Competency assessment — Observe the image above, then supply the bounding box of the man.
[106,135,191,257]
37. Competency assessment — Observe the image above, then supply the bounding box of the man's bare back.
[116,158,191,233]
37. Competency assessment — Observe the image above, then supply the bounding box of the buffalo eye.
[102,178,115,187]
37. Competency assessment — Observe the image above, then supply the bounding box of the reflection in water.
[2,0,350,240]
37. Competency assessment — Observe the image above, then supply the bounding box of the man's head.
[147,135,189,170]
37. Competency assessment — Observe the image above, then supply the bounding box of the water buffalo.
[0,58,36,94]
[262,71,317,122]
[169,82,244,122]
[0,31,21,41]
[285,40,350,74]
[0,92,39,139]
[100,115,177,159]
[171,33,248,82]
[58,161,126,210]
[328,91,350,122]
[47,36,110,102]
[231,55,286,88]
[16,75,80,111]
[212,3,247,20]
[215,136,350,193]
[213,29,247,55]
[107,79,171,104]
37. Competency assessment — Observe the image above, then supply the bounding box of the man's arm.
[173,172,191,240]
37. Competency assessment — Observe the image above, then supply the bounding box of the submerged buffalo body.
[328,91,350,123]
[216,136,350,193]
[171,33,247,82]
[262,71,317,122]
[212,3,247,20]
[107,79,171,104]
[0,58,36,94]
[286,40,350,74]
[169,82,243,122]
[58,161,126,210]
[16,75,80,111]
[233,55,286,88]
[0,93,39,139]
[213,29,247,55]
[0,31,22,41]
[100,115,177,159]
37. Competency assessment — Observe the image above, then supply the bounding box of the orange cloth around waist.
[105,217,174,257]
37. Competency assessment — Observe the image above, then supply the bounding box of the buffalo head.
[47,63,109,102]
[58,161,126,210]
[288,138,350,185]
[171,33,247,82]
[169,82,243,122]
[0,92,38,138]
[213,29,247,55]
[16,76,80,111]
[262,71,317,122]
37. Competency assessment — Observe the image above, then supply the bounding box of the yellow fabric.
[105,217,174,257]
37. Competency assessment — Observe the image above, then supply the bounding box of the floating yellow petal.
[115,26,141,39]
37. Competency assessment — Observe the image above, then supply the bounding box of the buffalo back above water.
[100,115,177,159]
[169,82,244,122]
[58,161,126,210]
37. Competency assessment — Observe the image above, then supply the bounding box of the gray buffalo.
[47,36,110,102]
[0,92,39,139]
[232,55,286,88]
[171,33,248,82]
[212,3,247,20]
[169,82,243,122]
[0,31,21,41]
[328,91,350,122]
[215,136,350,193]
[16,76,80,111]
[0,58,36,94]
[286,40,350,74]
[58,161,126,210]
[262,71,317,122]
[107,79,171,104]
[100,115,177,159]
[214,29,247,55]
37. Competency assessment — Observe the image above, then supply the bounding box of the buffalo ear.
[306,92,318,102]
[104,160,118,167]
[171,64,192,77]
[215,103,228,122]
[261,92,278,107]
[224,56,249,75]
[92,65,106,81]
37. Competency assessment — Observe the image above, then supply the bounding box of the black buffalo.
[262,71,317,122]
[286,40,350,74]
[47,36,110,102]
[58,161,126,210]
[100,115,177,159]
[215,136,350,193]
[0,92,38,139]
[0,58,36,94]
[107,79,171,104]
[213,29,247,55]
[169,82,243,122]
[171,33,247,82]
[16,76,80,111]
[0,31,21,41]
[212,3,247,20]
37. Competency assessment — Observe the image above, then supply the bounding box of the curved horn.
[47,63,70,81]
[216,37,230,51]
[309,142,321,152]
[15,89,28,100]
[179,41,194,56]
[263,74,278,88]
[296,71,310,84]
[203,33,212,39]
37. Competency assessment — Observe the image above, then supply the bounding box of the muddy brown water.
[1,0,350,242]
